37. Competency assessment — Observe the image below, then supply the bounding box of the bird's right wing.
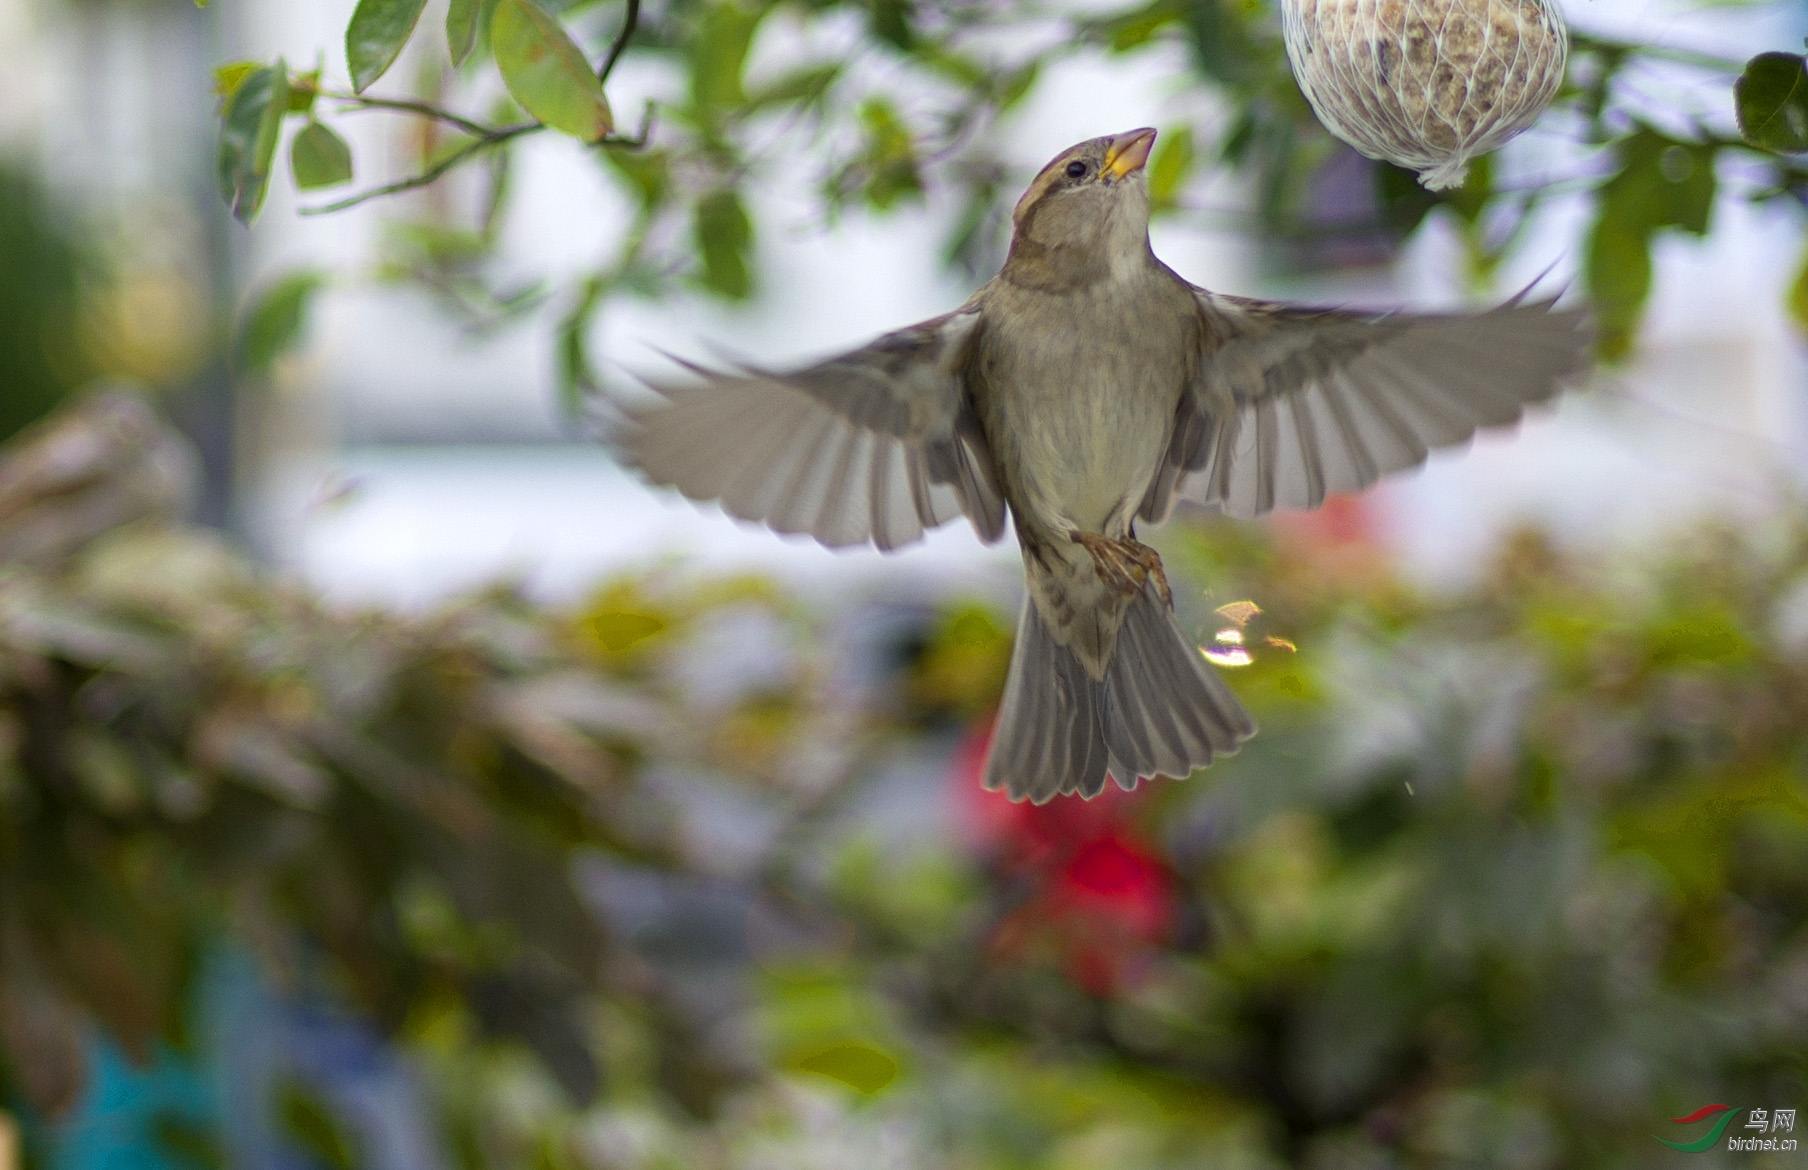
[617,305,1006,551]
[1143,291,1592,522]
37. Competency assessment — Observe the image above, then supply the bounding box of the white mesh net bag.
[1281,0,1569,190]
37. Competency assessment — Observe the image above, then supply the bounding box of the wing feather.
[619,306,1005,550]
[1148,293,1591,521]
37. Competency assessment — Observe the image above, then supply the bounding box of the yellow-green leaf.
[290,122,354,190]
[584,610,666,653]
[213,61,259,98]
[1789,242,1808,335]
[346,0,430,93]
[857,98,922,211]
[1148,124,1194,211]
[790,1043,899,1094]
[492,0,613,142]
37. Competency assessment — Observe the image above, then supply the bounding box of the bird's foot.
[1071,532,1172,608]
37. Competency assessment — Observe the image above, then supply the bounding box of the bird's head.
[1004,128,1157,290]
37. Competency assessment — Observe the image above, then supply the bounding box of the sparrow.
[617,128,1591,803]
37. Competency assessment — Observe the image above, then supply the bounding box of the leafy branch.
[220,0,648,227]
[299,123,542,215]
[321,89,495,138]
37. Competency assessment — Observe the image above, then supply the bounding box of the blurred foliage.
[3,395,1808,1166]
[0,164,92,444]
[216,0,1808,384]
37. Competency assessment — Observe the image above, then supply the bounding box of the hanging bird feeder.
[1281,0,1570,191]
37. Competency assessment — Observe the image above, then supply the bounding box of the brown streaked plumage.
[617,128,1592,802]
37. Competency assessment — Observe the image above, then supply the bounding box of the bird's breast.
[977,274,1197,537]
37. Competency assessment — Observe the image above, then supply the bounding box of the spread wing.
[617,306,1006,551]
[1143,291,1592,522]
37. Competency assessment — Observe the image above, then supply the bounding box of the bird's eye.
[1065,160,1089,179]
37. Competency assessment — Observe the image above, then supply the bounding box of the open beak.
[1102,127,1157,181]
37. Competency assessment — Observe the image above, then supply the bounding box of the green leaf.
[1658,147,1716,236]
[286,71,320,113]
[1375,160,1439,236]
[218,63,291,224]
[1789,242,1808,334]
[213,61,259,98]
[239,271,325,374]
[1644,606,1753,669]
[150,1112,224,1170]
[290,122,354,190]
[869,0,914,51]
[1184,0,1262,89]
[1102,0,1179,52]
[1585,216,1651,362]
[1735,52,1808,153]
[346,0,430,93]
[447,0,481,67]
[689,2,764,118]
[995,60,1039,111]
[790,1043,899,1094]
[606,146,670,211]
[1147,124,1194,211]
[275,1078,363,1170]
[744,64,839,113]
[556,276,606,415]
[1581,127,1719,358]
[856,98,922,211]
[693,188,752,299]
[492,0,613,141]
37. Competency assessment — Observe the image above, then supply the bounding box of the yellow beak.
[1102,127,1158,181]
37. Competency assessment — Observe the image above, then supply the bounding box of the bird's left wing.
[618,306,1006,551]
[1143,291,1591,522]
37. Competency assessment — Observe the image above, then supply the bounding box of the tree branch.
[598,101,656,149]
[599,0,641,84]
[319,90,498,138]
[300,124,542,215]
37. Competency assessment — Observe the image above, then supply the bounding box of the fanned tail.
[983,585,1256,803]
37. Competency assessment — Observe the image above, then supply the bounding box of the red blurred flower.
[952,716,1136,860]
[950,717,1179,996]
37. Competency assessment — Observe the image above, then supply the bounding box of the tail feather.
[984,585,1257,803]
[988,597,1111,802]
[1103,589,1256,784]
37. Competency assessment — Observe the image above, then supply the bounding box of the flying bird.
[618,128,1591,802]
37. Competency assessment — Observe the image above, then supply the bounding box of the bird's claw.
[1072,532,1172,608]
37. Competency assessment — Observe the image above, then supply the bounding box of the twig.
[319,89,496,138]
[599,0,641,84]
[597,101,656,149]
[1567,30,1749,77]
[300,124,542,214]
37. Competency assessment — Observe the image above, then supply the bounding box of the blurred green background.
[1,0,1807,1168]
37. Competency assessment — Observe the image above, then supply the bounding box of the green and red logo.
[1657,1104,1741,1152]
